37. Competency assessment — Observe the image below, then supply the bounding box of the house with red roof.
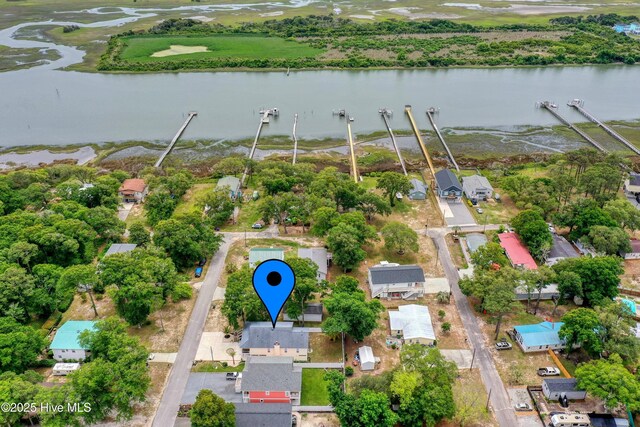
[498,232,537,270]
[118,178,148,203]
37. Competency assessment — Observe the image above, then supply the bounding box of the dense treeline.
[98,14,640,71]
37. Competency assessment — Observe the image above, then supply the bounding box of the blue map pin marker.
[252,259,296,328]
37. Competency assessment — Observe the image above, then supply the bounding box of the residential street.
[152,236,235,427]
[430,229,518,427]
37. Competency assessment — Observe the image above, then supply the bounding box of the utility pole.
[486,388,492,410]
[470,347,476,371]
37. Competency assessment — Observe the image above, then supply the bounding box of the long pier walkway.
[568,99,640,155]
[380,108,407,175]
[346,116,359,183]
[292,113,299,165]
[426,107,459,172]
[538,101,607,153]
[242,108,277,185]
[405,105,437,179]
[154,112,197,168]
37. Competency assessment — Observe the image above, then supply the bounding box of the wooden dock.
[154,112,197,168]
[346,116,359,183]
[242,108,277,185]
[292,113,299,165]
[537,101,607,153]
[405,105,437,179]
[380,108,407,175]
[426,107,459,172]
[568,99,640,155]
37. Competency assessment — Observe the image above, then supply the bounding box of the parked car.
[226,372,239,381]
[476,207,484,214]
[252,222,263,229]
[195,266,203,278]
[514,402,533,411]
[495,338,512,350]
[547,223,556,234]
[198,257,207,267]
[537,367,561,376]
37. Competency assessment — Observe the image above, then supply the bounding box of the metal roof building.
[249,247,285,267]
[466,233,488,253]
[369,264,425,285]
[389,304,435,345]
[298,247,328,281]
[513,321,566,352]
[50,320,96,350]
[235,403,293,427]
[498,232,538,270]
[104,243,137,257]
[239,322,308,350]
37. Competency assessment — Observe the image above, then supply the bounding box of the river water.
[0,6,639,147]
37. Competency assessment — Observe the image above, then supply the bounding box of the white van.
[550,413,590,427]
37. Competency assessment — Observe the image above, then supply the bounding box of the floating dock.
[568,99,640,155]
[405,105,437,179]
[426,107,459,172]
[292,113,299,165]
[242,108,278,185]
[379,108,407,175]
[537,101,607,153]
[154,112,197,168]
[346,116,359,183]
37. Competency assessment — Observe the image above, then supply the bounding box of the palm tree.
[226,347,236,365]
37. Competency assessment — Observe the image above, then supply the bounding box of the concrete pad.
[212,286,226,301]
[195,332,241,365]
[444,200,477,226]
[149,352,177,363]
[424,277,450,294]
[458,267,474,279]
[508,387,544,426]
[440,349,473,369]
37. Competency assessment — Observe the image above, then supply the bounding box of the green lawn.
[120,34,324,62]
[301,369,331,406]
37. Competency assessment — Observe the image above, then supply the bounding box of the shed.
[408,178,428,200]
[543,378,587,401]
[52,363,80,376]
[358,346,375,371]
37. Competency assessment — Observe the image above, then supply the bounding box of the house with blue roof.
[50,320,96,361]
[513,321,566,353]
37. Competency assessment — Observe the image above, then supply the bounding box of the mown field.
[120,34,324,62]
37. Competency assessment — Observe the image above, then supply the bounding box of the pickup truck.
[537,367,561,376]
[226,372,240,381]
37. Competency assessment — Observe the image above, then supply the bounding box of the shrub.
[171,282,193,302]
[345,366,354,376]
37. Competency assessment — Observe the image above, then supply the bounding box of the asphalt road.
[430,229,518,427]
[152,236,234,427]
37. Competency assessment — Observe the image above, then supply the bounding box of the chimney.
[274,341,281,355]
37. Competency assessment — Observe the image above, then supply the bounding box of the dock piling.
[426,107,459,172]
[405,105,437,179]
[242,108,278,185]
[537,101,607,153]
[292,114,298,165]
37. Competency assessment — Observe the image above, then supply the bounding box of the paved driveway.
[181,372,242,405]
[117,202,134,221]
[195,331,241,364]
[438,199,476,226]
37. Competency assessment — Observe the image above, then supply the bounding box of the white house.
[50,320,96,361]
[358,346,375,371]
[462,175,494,201]
[368,262,425,299]
[389,304,435,345]
[298,247,328,281]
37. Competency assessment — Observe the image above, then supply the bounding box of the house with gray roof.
[235,403,293,427]
[104,243,137,257]
[368,262,425,299]
[249,247,285,268]
[240,356,302,405]
[546,234,580,266]
[297,247,328,281]
[462,174,493,201]
[239,322,308,361]
[217,176,242,199]
[542,378,587,400]
[409,178,428,200]
[435,169,463,200]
